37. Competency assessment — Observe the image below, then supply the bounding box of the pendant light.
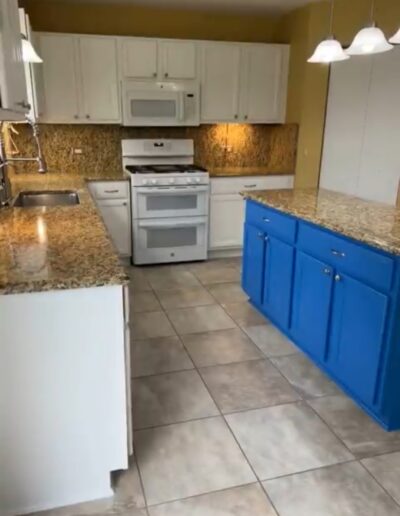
[21,34,43,63]
[347,0,393,55]
[308,0,348,63]
[389,28,400,44]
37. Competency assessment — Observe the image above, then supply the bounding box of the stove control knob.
[142,179,148,185]
[169,178,175,184]
[186,178,193,184]
[151,179,157,185]
[195,178,201,184]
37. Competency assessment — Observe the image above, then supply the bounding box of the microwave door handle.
[177,92,184,122]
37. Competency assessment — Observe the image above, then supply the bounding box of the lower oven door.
[133,186,209,219]
[133,216,208,264]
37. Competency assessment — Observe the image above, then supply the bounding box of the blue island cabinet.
[242,198,400,430]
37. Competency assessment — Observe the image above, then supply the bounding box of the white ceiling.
[32,0,319,15]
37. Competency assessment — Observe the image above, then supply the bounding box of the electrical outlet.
[71,148,83,156]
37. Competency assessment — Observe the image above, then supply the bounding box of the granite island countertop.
[242,188,400,255]
[0,172,129,295]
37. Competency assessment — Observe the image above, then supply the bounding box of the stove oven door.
[133,216,208,264]
[133,185,209,219]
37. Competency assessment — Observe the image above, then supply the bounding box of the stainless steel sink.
[13,190,80,207]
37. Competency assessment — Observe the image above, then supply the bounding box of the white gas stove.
[122,139,210,265]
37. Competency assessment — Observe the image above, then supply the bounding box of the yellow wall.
[22,1,277,42]
[276,0,400,188]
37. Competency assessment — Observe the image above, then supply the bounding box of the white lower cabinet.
[209,175,294,252]
[88,181,131,257]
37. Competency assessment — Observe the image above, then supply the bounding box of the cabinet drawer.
[246,201,296,243]
[298,223,394,292]
[89,181,129,200]
[211,175,293,195]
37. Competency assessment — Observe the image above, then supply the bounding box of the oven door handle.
[138,219,206,229]
[136,186,209,194]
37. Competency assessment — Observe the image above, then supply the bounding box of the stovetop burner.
[126,164,207,174]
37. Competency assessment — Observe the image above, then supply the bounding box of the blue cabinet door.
[291,251,333,361]
[328,273,388,406]
[242,223,266,305]
[262,235,294,329]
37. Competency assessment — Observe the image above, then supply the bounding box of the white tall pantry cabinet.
[320,48,400,205]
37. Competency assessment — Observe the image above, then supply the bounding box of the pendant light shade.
[21,34,43,63]
[307,0,348,64]
[347,25,393,55]
[389,28,400,44]
[308,38,349,63]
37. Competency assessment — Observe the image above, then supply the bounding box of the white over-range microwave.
[121,79,200,127]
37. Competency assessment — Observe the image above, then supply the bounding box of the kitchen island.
[0,173,130,516]
[242,188,400,431]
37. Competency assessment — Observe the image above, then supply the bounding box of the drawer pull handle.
[244,184,257,188]
[323,268,331,276]
[335,274,341,282]
[257,232,264,238]
[104,189,119,194]
[265,236,269,242]
[331,249,345,258]
[263,217,271,223]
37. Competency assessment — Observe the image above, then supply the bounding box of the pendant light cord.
[370,0,375,24]
[329,0,335,36]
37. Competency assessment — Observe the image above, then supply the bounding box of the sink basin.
[13,190,80,207]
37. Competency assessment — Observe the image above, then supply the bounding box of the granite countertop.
[0,172,129,295]
[209,167,294,177]
[243,188,400,255]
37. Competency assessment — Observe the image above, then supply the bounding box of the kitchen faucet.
[0,118,47,206]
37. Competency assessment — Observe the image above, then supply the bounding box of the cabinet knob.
[74,115,79,119]
[265,236,269,242]
[335,274,341,282]
[234,114,238,119]
[244,115,248,120]
[153,72,157,77]
[331,249,345,258]
[86,114,90,119]
[164,72,169,78]
[263,217,271,223]
[323,268,331,276]
[257,232,264,239]
[15,100,31,110]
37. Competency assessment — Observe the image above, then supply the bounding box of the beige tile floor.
[29,258,400,516]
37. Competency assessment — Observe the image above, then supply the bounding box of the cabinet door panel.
[97,200,131,257]
[122,39,158,78]
[79,36,120,122]
[0,0,28,117]
[161,40,196,79]
[329,273,388,405]
[201,42,240,122]
[240,45,287,123]
[291,252,332,361]
[39,34,80,122]
[209,194,245,249]
[262,236,294,329]
[242,224,265,305]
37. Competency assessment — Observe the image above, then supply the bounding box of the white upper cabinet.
[122,38,158,78]
[79,36,120,122]
[121,38,197,80]
[0,0,29,120]
[201,41,289,124]
[239,44,289,123]
[200,42,241,122]
[39,34,80,122]
[39,33,120,123]
[160,40,196,79]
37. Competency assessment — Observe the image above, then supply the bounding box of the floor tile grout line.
[143,481,258,510]
[358,459,400,510]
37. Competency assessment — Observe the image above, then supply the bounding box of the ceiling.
[29,0,319,15]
